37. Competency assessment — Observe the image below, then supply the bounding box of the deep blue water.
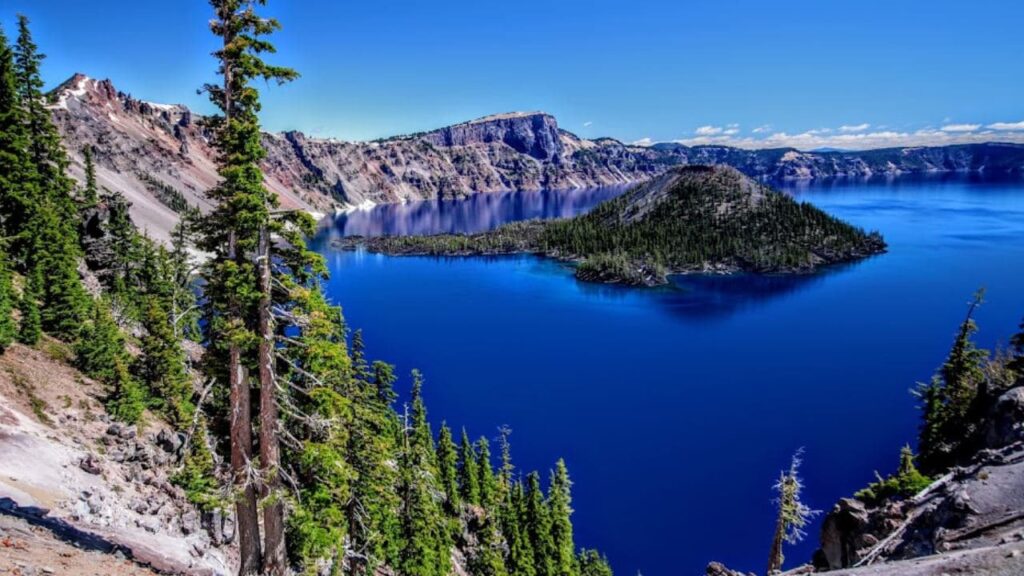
[310,175,1024,576]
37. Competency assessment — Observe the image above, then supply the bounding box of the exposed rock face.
[50,73,1024,242]
[0,343,233,575]
[421,112,563,160]
[815,381,1024,572]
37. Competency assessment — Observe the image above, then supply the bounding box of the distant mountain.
[49,74,1024,239]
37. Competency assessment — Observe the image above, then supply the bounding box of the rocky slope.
[708,375,1024,576]
[0,340,233,575]
[50,74,1024,242]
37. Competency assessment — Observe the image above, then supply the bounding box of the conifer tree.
[107,356,147,424]
[766,450,818,575]
[201,2,299,572]
[346,364,402,574]
[82,145,98,206]
[548,459,578,576]
[75,298,127,383]
[477,437,499,511]
[283,284,353,571]
[105,191,138,298]
[398,372,451,576]
[469,515,509,576]
[17,264,41,345]
[577,550,613,576]
[507,480,537,576]
[0,248,13,351]
[0,23,36,266]
[917,290,988,473]
[1009,318,1024,376]
[437,422,461,514]
[33,201,90,339]
[15,15,70,213]
[459,428,481,506]
[135,297,193,426]
[14,16,89,341]
[525,471,555,576]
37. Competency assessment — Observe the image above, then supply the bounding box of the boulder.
[818,498,872,569]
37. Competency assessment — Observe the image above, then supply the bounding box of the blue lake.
[309,174,1024,576]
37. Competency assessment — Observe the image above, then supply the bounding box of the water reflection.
[317,185,629,240]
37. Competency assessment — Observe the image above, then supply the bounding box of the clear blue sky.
[3,0,1023,148]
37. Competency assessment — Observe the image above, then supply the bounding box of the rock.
[79,453,102,475]
[986,387,1024,448]
[181,510,199,535]
[156,429,185,454]
[119,425,137,440]
[818,498,872,569]
[137,515,161,534]
[705,562,752,576]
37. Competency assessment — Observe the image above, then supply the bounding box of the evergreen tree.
[373,360,398,405]
[346,365,402,574]
[105,191,139,299]
[171,418,222,511]
[437,422,461,514]
[525,471,555,576]
[398,372,451,576]
[33,201,90,340]
[459,428,481,506]
[107,356,147,424]
[1009,318,1024,376]
[548,459,578,576]
[0,247,14,351]
[0,23,36,266]
[200,2,300,572]
[477,437,499,512]
[283,284,354,572]
[17,263,40,345]
[75,298,126,383]
[577,550,613,576]
[469,514,509,576]
[135,297,192,426]
[14,16,89,341]
[504,479,537,576]
[916,290,989,473]
[766,450,818,575]
[81,145,98,206]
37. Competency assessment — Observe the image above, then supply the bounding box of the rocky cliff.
[49,74,1024,241]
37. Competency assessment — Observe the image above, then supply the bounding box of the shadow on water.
[656,265,858,321]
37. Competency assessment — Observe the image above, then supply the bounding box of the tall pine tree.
[398,370,451,576]
[201,2,299,572]
[548,459,578,576]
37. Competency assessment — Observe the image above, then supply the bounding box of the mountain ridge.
[48,74,1024,240]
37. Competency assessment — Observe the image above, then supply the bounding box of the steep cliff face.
[49,74,1024,240]
[421,111,564,160]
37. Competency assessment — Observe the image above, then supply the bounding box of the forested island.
[334,166,887,286]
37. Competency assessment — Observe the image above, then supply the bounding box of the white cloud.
[986,120,1024,131]
[631,137,653,147]
[650,118,1024,151]
[839,123,870,133]
[583,121,593,127]
[941,123,981,132]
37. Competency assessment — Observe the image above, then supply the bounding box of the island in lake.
[334,165,888,285]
